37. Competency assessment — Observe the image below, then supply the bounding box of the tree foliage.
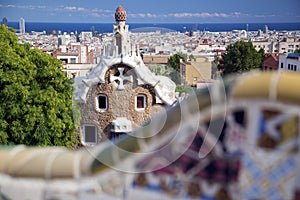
[167,54,181,72]
[167,53,187,84]
[188,54,195,61]
[167,53,187,72]
[295,48,300,53]
[176,85,193,95]
[219,41,264,75]
[0,25,79,148]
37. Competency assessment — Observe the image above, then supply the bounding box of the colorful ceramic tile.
[223,111,247,155]
[131,130,242,199]
[203,108,247,153]
[240,149,297,200]
[257,108,298,152]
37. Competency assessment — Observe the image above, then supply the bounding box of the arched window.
[96,94,108,112]
[135,94,147,110]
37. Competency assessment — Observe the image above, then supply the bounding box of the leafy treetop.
[218,41,265,75]
[0,25,79,148]
[167,53,187,72]
[167,53,188,85]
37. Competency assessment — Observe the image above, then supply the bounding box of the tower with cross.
[74,5,176,146]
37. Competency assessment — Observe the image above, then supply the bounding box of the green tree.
[258,48,267,57]
[178,52,187,63]
[219,41,264,75]
[188,54,195,61]
[294,48,300,53]
[175,85,193,95]
[0,25,79,148]
[167,54,181,72]
[167,53,188,84]
[167,53,187,72]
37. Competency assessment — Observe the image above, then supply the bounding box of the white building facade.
[253,38,300,54]
[278,53,300,72]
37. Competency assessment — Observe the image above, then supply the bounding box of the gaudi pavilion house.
[74,6,176,145]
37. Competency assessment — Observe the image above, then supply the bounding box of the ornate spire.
[115,6,126,22]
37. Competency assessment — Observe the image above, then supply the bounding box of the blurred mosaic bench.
[0,71,300,200]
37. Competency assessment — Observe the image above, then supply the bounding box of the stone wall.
[79,64,165,143]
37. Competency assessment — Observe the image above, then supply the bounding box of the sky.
[1,0,300,23]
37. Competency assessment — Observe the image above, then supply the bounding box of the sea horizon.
[6,21,300,34]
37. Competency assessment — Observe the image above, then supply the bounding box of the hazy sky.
[1,0,300,23]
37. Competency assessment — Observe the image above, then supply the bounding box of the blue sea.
[7,22,300,34]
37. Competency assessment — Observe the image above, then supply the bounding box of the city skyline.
[0,0,300,23]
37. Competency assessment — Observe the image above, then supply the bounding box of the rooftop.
[287,53,300,58]
[115,5,126,22]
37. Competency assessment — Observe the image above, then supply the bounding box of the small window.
[70,58,76,63]
[96,94,108,112]
[194,77,198,81]
[281,63,283,68]
[288,64,291,70]
[136,94,147,110]
[295,65,297,71]
[60,59,68,64]
[82,125,97,145]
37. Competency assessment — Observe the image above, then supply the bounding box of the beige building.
[181,56,212,86]
[278,38,300,53]
[253,38,300,54]
[142,55,170,64]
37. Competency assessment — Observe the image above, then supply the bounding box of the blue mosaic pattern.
[241,151,297,200]
[242,153,264,181]
[268,156,296,183]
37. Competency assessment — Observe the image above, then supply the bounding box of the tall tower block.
[19,18,25,34]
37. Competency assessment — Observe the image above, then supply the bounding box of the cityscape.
[0,1,300,200]
[6,16,300,79]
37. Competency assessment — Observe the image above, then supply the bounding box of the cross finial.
[110,67,133,90]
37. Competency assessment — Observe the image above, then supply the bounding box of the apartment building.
[278,53,300,72]
[253,37,300,54]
